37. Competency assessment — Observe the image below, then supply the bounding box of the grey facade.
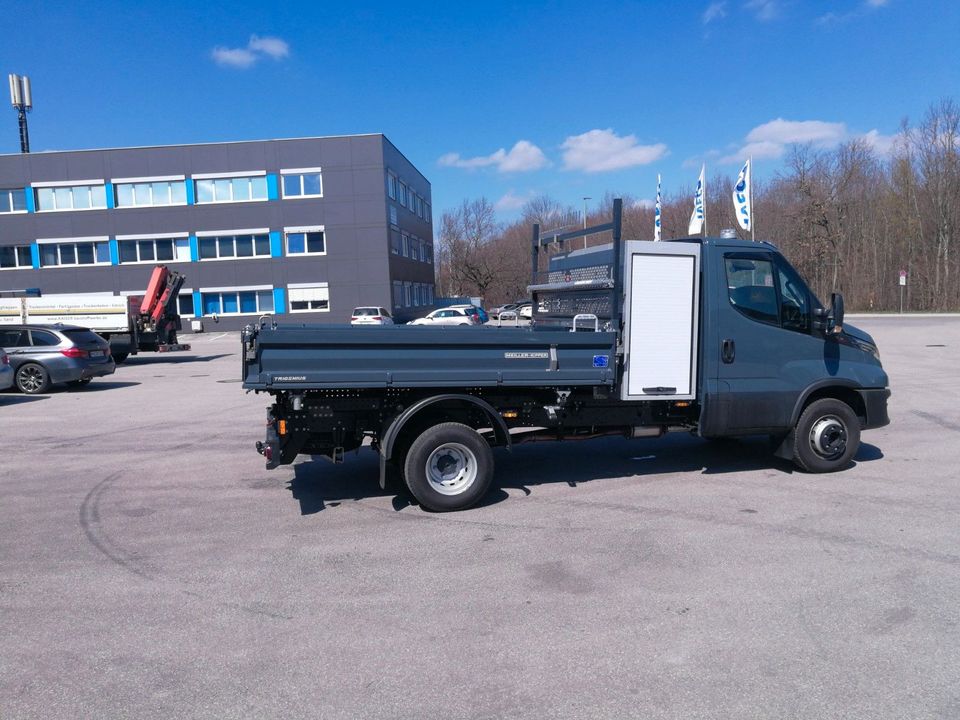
[0,134,435,329]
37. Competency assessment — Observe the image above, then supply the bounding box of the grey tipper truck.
[242,199,889,512]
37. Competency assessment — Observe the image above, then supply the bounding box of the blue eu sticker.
[593,355,609,368]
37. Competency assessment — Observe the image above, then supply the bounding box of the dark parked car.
[0,324,116,394]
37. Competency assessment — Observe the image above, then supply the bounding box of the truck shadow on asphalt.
[121,353,233,365]
[284,434,884,514]
[0,394,49,405]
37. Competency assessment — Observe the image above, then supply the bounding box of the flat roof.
[0,133,384,158]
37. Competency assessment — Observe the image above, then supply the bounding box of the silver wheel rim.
[425,442,477,496]
[809,416,847,459]
[18,366,44,393]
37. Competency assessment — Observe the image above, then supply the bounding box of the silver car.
[0,324,116,394]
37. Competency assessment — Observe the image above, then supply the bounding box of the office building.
[0,134,435,329]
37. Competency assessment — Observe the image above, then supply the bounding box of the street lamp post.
[8,74,32,153]
[582,196,591,249]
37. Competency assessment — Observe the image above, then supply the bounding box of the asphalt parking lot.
[2,318,959,719]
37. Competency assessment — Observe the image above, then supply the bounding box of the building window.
[285,228,325,255]
[38,239,110,267]
[0,245,32,269]
[177,293,195,317]
[288,284,330,312]
[409,236,420,260]
[403,282,412,307]
[197,233,270,260]
[194,175,267,204]
[118,237,190,264]
[415,195,424,218]
[398,181,408,209]
[401,232,409,258]
[425,202,431,223]
[392,281,403,308]
[281,169,322,198]
[425,243,433,264]
[35,184,107,211]
[0,188,26,213]
[390,227,402,255]
[386,172,397,200]
[115,180,186,207]
[200,288,274,315]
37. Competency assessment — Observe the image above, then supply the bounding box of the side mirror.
[830,292,844,333]
[813,293,845,334]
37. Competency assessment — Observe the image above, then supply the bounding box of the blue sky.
[2,1,957,220]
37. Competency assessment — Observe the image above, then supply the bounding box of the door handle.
[721,339,735,364]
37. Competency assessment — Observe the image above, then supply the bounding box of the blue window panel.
[222,293,239,313]
[203,294,221,315]
[30,243,40,269]
[272,288,286,315]
[239,291,257,313]
[185,179,196,205]
[188,235,199,262]
[282,174,300,197]
[25,188,35,213]
[108,238,120,265]
[269,231,282,257]
[266,173,279,201]
[287,232,305,254]
[105,182,115,209]
[257,290,273,312]
[192,290,202,315]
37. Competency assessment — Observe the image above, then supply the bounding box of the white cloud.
[633,198,656,210]
[861,129,899,156]
[561,129,668,173]
[438,140,548,173]
[494,190,533,213]
[211,46,258,68]
[719,118,900,162]
[747,118,847,146]
[212,34,290,68]
[248,35,290,59]
[702,2,727,24]
[744,0,780,21]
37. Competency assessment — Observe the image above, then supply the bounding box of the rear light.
[371,316,381,321]
[60,347,88,359]
[351,316,359,321]
[1,353,8,366]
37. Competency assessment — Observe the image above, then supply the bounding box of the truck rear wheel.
[792,398,860,473]
[403,422,493,511]
[112,352,129,364]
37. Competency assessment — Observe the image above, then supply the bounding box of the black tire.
[792,398,860,473]
[403,422,493,511]
[16,363,51,394]
[112,352,129,364]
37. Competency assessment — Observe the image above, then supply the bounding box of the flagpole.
[750,156,755,242]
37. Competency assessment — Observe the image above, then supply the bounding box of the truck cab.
[694,238,888,469]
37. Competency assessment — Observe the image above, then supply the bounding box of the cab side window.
[776,261,811,333]
[724,256,778,326]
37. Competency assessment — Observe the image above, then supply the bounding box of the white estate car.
[409,307,482,326]
[351,307,395,326]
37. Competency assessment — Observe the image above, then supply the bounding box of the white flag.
[654,174,662,242]
[688,164,705,235]
[733,159,751,231]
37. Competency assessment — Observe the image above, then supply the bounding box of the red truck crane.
[116,265,191,362]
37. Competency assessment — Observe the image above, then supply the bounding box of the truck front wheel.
[403,422,493,511]
[792,398,860,473]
